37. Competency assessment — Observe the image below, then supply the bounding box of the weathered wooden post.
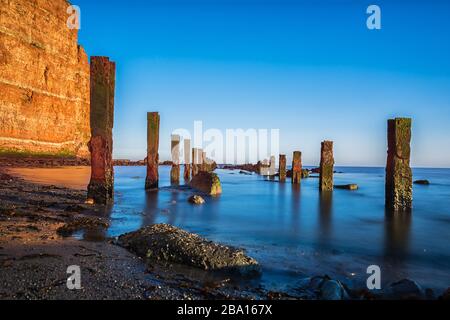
[145,112,160,190]
[201,151,207,172]
[87,57,115,204]
[184,139,191,182]
[292,151,302,184]
[385,118,413,211]
[192,148,202,176]
[319,141,334,191]
[279,154,287,182]
[170,134,181,185]
[269,156,276,176]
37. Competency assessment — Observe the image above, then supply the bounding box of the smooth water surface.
[99,166,450,292]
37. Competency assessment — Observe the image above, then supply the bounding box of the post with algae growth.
[146,112,160,191]
[192,148,202,177]
[170,134,181,185]
[184,139,191,182]
[385,118,413,211]
[87,57,115,204]
[279,154,287,182]
[292,151,302,184]
[319,141,334,191]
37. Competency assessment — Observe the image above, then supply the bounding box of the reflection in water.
[107,167,450,292]
[167,190,179,225]
[290,184,301,236]
[142,191,159,227]
[318,191,333,246]
[384,209,412,265]
[80,205,113,241]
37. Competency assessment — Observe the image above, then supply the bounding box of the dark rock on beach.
[439,288,450,300]
[383,279,425,300]
[117,224,260,275]
[56,216,109,237]
[308,276,350,300]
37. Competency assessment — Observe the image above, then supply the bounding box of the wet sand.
[6,166,91,190]
[0,167,274,300]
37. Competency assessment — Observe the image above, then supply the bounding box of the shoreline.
[1,165,449,300]
[0,167,284,300]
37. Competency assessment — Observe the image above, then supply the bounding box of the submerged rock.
[308,276,349,300]
[57,216,109,237]
[335,184,358,190]
[384,279,425,300]
[286,169,310,179]
[414,180,430,185]
[320,280,348,300]
[301,169,310,179]
[189,171,222,196]
[117,224,260,275]
[188,195,205,205]
[439,288,450,300]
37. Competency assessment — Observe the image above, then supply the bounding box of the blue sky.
[75,0,450,167]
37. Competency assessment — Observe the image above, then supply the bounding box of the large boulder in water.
[189,171,222,195]
[117,224,259,275]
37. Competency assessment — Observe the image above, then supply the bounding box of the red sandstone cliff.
[0,0,90,158]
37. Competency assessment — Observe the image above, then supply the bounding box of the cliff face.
[0,0,90,158]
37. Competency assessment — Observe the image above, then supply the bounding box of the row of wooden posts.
[85,57,413,213]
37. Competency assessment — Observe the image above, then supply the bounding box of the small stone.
[188,195,205,205]
[439,287,450,300]
[335,184,358,190]
[85,198,95,205]
[414,180,430,185]
[384,279,424,300]
[320,280,348,300]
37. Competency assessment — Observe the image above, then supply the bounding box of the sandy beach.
[0,166,280,300]
[6,167,91,191]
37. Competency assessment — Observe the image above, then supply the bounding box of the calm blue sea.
[95,166,450,293]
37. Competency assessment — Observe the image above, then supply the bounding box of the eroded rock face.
[117,224,259,275]
[0,0,90,158]
[189,171,222,195]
